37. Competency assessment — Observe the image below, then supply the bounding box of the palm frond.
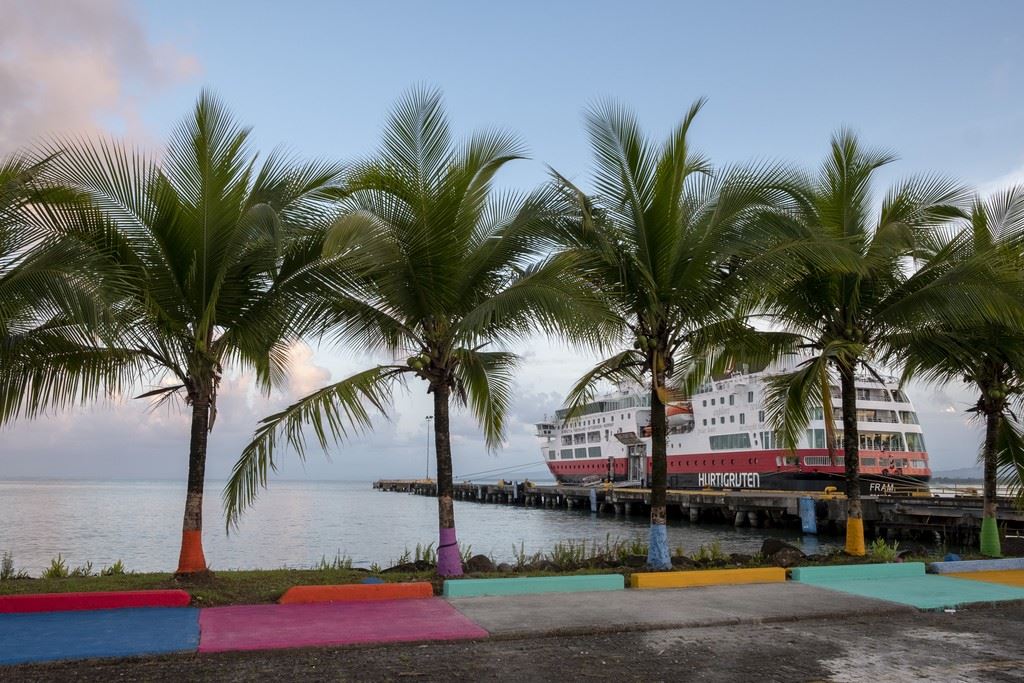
[451,348,518,450]
[223,365,407,528]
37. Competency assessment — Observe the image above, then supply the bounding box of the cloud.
[0,0,199,154]
[977,163,1024,196]
[284,343,332,398]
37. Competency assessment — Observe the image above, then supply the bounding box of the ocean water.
[0,479,842,575]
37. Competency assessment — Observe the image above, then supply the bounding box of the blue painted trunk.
[647,522,671,570]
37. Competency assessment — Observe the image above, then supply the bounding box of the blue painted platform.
[928,558,1024,574]
[0,607,199,665]
[791,562,1024,609]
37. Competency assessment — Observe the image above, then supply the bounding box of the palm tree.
[756,130,985,555]
[552,99,787,569]
[223,88,602,576]
[892,186,1024,557]
[0,154,135,425]
[31,91,343,575]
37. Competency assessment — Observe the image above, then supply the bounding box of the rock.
[770,547,805,568]
[728,553,753,566]
[381,560,434,574]
[670,555,696,568]
[496,563,513,573]
[527,560,560,572]
[760,539,805,568]
[761,538,797,557]
[624,554,647,568]
[465,554,495,573]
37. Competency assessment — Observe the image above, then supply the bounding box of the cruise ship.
[535,359,931,494]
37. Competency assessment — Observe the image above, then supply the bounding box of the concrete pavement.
[447,583,912,637]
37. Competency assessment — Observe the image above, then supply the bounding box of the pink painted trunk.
[437,527,462,577]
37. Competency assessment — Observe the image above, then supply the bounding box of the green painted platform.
[791,562,1024,609]
[442,574,624,598]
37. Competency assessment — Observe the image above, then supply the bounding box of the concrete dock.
[374,479,1024,544]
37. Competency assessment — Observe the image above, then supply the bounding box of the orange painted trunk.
[176,530,207,574]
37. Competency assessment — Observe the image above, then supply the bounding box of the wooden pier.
[373,479,1024,545]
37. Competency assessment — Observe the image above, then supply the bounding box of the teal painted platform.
[791,562,1024,609]
[791,562,924,582]
[443,574,624,598]
[928,558,1024,574]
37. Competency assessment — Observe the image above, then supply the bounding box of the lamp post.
[425,415,433,480]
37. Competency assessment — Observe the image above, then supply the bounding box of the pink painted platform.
[198,598,488,652]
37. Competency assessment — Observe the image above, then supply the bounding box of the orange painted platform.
[279,582,434,604]
[948,570,1024,588]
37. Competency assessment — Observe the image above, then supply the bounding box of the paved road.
[8,602,1024,682]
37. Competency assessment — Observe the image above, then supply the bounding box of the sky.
[2,0,1024,488]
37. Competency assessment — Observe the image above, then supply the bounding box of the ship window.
[561,435,573,446]
[560,449,573,459]
[862,458,877,466]
[702,419,707,426]
[711,398,716,406]
[805,429,826,449]
[587,431,601,443]
[739,413,745,425]
[899,411,919,424]
[758,410,765,422]
[804,456,830,466]
[709,433,752,450]
[748,391,754,402]
[911,460,926,468]
[729,395,735,406]
[548,450,556,460]
[574,433,586,444]
[588,446,601,458]
[906,432,926,451]
[711,417,716,425]
[574,448,588,459]
[703,400,707,407]
[729,415,735,423]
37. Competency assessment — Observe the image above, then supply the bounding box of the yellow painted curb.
[630,567,787,589]
[948,570,1024,588]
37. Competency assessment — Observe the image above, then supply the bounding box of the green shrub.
[869,538,900,562]
[70,561,94,578]
[415,542,437,564]
[512,541,542,570]
[315,551,353,571]
[692,541,726,564]
[0,552,30,581]
[43,554,69,579]
[100,560,127,576]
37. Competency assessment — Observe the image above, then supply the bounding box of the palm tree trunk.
[981,410,1002,557]
[839,361,865,556]
[647,372,670,570]
[433,382,463,577]
[176,395,210,574]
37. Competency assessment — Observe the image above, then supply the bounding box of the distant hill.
[931,465,983,482]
